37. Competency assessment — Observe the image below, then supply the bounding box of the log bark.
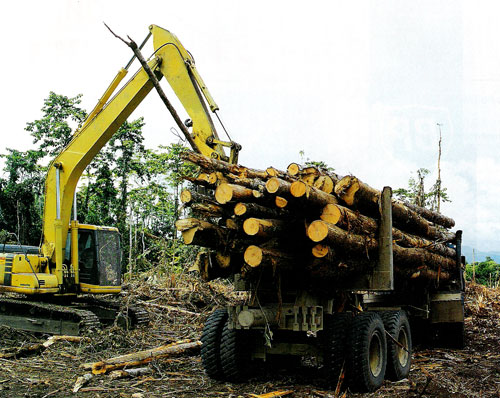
[290,181,338,206]
[183,172,217,187]
[175,218,229,248]
[266,177,293,196]
[234,202,289,219]
[244,245,293,268]
[180,189,216,205]
[400,200,455,229]
[182,151,269,179]
[91,340,201,374]
[243,218,286,238]
[307,220,457,270]
[320,204,456,258]
[190,202,226,217]
[215,183,263,204]
[334,176,455,242]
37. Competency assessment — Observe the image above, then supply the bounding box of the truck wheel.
[323,312,353,387]
[348,312,387,392]
[381,310,412,381]
[220,318,249,381]
[201,309,227,379]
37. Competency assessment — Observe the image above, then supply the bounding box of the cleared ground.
[0,275,498,398]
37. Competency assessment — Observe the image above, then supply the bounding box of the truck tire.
[381,310,412,381]
[347,312,387,392]
[323,312,353,387]
[201,309,227,379]
[220,318,249,381]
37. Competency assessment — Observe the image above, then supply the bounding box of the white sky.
[1,0,499,252]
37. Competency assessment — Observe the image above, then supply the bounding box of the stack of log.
[176,151,458,286]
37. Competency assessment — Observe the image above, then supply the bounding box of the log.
[400,200,455,229]
[175,218,229,248]
[225,173,267,191]
[290,181,338,206]
[243,218,286,238]
[183,172,217,187]
[307,220,457,270]
[313,175,334,194]
[395,266,450,282]
[244,245,293,268]
[180,189,215,205]
[266,177,293,196]
[215,183,263,204]
[334,176,455,242]
[275,196,288,208]
[287,162,303,176]
[234,202,289,219]
[109,367,152,380]
[190,202,226,217]
[182,151,269,179]
[312,243,335,260]
[91,340,201,375]
[320,204,456,258]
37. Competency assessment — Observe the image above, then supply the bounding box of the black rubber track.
[380,310,412,381]
[200,309,228,379]
[347,312,387,392]
[322,312,353,388]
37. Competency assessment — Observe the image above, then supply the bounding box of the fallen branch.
[91,339,201,374]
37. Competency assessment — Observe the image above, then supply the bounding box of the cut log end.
[312,244,330,258]
[215,183,233,204]
[275,196,288,208]
[287,163,301,176]
[234,203,247,216]
[266,177,281,194]
[320,204,342,224]
[180,190,192,204]
[244,245,263,267]
[307,220,329,242]
[334,176,360,206]
[290,181,307,198]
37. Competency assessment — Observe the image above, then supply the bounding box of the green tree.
[25,92,87,157]
[0,149,45,244]
[394,168,450,210]
[465,257,500,287]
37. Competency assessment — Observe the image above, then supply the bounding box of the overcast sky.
[1,1,499,253]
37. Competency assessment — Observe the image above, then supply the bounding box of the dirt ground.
[0,274,499,398]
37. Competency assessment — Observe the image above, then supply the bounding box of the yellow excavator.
[0,25,238,334]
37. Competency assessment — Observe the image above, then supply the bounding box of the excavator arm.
[41,25,238,283]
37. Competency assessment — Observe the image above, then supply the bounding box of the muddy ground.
[0,274,499,398]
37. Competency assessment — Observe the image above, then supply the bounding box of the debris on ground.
[0,272,499,397]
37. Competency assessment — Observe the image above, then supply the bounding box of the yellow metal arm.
[40,25,239,282]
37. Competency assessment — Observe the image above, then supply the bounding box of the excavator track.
[0,297,100,336]
[72,296,150,328]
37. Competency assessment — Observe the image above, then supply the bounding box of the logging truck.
[184,164,465,392]
[156,32,466,392]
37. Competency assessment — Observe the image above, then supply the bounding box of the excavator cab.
[64,225,121,293]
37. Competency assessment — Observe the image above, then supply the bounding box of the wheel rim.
[397,327,409,366]
[369,331,383,377]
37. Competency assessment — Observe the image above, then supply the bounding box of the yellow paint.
[79,283,121,294]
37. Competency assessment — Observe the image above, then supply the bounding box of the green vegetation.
[465,257,500,288]
[0,92,196,274]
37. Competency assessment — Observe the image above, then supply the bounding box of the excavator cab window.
[95,230,121,286]
[64,229,121,286]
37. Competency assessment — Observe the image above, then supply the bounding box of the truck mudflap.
[430,292,464,323]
